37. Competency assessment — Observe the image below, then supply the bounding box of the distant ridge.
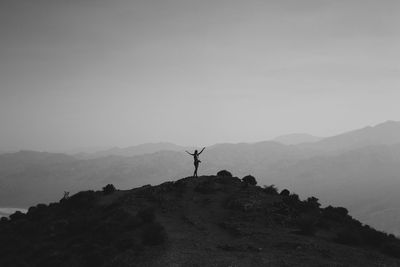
[273,133,322,145]
[74,142,193,159]
[306,120,400,152]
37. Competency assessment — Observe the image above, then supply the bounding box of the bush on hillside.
[361,225,387,247]
[263,185,278,195]
[304,196,321,210]
[217,170,232,177]
[322,206,349,221]
[280,189,290,196]
[9,211,25,221]
[241,175,257,186]
[284,193,300,206]
[103,184,116,195]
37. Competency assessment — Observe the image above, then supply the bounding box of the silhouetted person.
[186,147,205,177]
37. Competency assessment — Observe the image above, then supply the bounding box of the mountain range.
[73,142,192,160]
[1,120,400,236]
[273,133,322,145]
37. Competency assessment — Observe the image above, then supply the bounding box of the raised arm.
[198,147,206,155]
[186,150,194,156]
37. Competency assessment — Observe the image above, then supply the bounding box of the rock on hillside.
[1,172,400,267]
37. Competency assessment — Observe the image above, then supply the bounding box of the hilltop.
[1,172,400,267]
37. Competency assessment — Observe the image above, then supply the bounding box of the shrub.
[263,185,278,195]
[280,189,290,196]
[217,170,232,177]
[361,225,386,247]
[284,193,300,206]
[322,206,349,221]
[9,211,25,221]
[241,175,257,186]
[141,222,167,246]
[305,196,321,210]
[103,184,116,195]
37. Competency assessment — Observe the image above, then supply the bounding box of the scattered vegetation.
[0,189,168,266]
[241,175,257,186]
[304,197,321,210]
[322,206,349,222]
[217,170,232,177]
[263,184,278,195]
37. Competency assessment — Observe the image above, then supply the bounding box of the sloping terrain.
[1,173,400,267]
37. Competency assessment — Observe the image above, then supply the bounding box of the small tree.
[242,175,257,186]
[103,184,116,195]
[60,191,69,202]
[305,196,321,209]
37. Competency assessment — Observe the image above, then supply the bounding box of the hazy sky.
[0,0,399,151]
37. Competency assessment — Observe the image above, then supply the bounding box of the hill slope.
[1,173,400,267]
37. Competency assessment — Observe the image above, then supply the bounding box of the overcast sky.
[0,0,399,151]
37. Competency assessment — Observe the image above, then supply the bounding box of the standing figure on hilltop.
[186,147,206,177]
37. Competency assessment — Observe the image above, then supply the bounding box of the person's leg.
[194,163,198,177]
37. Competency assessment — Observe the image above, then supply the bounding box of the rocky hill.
[1,172,400,267]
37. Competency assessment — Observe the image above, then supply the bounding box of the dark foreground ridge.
[1,171,400,267]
